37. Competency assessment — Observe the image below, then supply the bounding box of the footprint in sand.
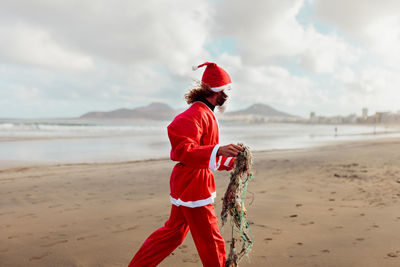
[41,239,68,247]
[48,204,63,208]
[8,234,19,239]
[301,221,315,226]
[387,251,400,258]
[77,234,98,241]
[183,258,199,263]
[84,197,98,201]
[111,226,139,233]
[264,237,273,243]
[355,237,365,242]
[272,229,282,235]
[17,213,37,219]
[178,245,188,254]
[321,249,330,253]
[60,207,80,213]
[29,251,51,261]
[366,224,379,231]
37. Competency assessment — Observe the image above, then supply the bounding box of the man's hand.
[217,144,243,157]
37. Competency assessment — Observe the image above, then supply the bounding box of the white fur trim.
[224,157,233,167]
[208,144,220,171]
[170,192,216,208]
[192,65,198,71]
[217,156,222,169]
[211,83,232,92]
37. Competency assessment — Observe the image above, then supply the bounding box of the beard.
[216,91,228,113]
[217,97,228,113]
[216,92,227,105]
[217,104,227,114]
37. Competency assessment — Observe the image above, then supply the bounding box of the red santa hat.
[192,62,232,92]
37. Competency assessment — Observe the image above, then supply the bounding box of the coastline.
[1,135,400,170]
[1,137,400,266]
[1,121,400,167]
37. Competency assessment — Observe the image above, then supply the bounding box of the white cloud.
[315,0,400,63]
[215,0,360,74]
[0,22,93,71]
[213,54,316,115]
[0,0,213,76]
[334,67,356,84]
[216,0,306,62]
[240,65,314,106]
[363,15,400,62]
[315,0,400,35]
[299,27,360,73]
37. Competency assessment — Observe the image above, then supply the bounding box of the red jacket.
[167,102,234,208]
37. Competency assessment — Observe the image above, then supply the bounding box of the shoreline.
[1,136,400,171]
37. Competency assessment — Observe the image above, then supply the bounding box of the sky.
[1,0,400,118]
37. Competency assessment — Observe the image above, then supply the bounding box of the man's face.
[216,90,228,106]
[216,89,230,113]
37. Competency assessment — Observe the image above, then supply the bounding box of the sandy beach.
[1,138,400,267]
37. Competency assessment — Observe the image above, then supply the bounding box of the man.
[128,62,243,267]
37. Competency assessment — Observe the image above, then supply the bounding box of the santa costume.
[128,62,234,267]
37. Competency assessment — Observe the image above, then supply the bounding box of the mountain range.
[79,103,176,120]
[79,102,297,121]
[226,103,295,118]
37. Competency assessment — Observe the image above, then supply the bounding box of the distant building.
[345,114,358,123]
[309,112,318,123]
[375,112,390,123]
[362,108,368,119]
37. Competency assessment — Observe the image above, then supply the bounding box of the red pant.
[128,204,226,267]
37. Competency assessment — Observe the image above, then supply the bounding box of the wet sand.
[1,138,400,266]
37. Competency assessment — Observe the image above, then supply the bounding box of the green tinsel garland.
[221,143,254,267]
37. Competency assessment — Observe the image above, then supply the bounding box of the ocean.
[0,118,399,165]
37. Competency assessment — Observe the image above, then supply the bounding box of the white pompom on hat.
[192,62,232,92]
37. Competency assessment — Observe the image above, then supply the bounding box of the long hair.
[185,80,216,105]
